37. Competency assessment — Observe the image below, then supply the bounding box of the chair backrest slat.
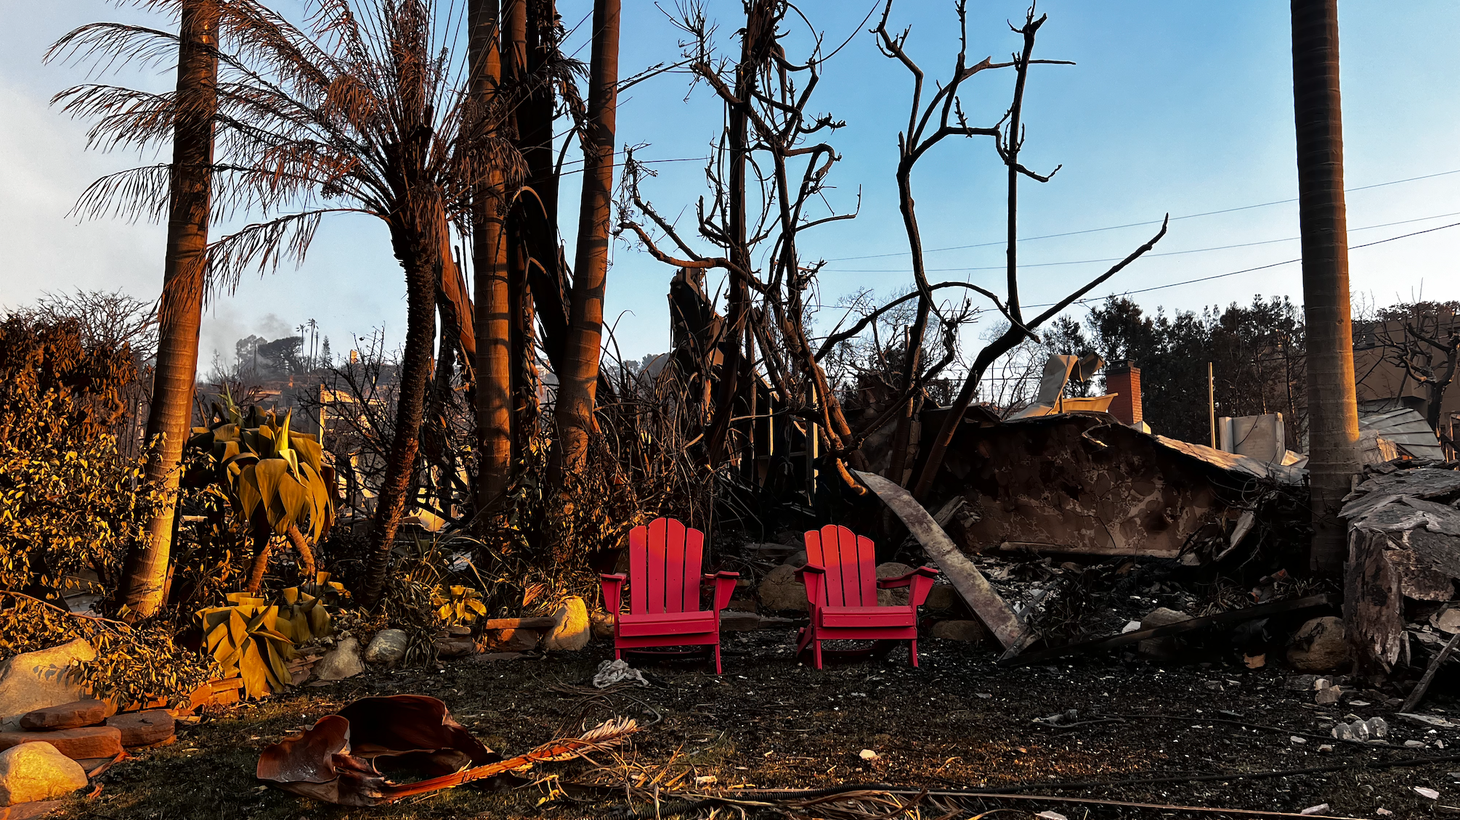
[804,524,876,607]
[628,517,705,614]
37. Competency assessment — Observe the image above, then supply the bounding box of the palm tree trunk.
[1291,0,1360,574]
[121,0,219,618]
[358,207,444,609]
[470,0,514,514]
[470,0,516,510]
[554,0,620,475]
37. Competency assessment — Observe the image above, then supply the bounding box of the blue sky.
[2,1,1458,366]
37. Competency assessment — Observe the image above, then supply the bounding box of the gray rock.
[364,629,409,666]
[0,741,88,807]
[758,564,808,612]
[784,550,808,569]
[544,596,590,652]
[930,620,986,643]
[1288,616,1351,673]
[313,636,365,681]
[720,611,761,633]
[1138,607,1190,657]
[876,563,916,607]
[0,640,95,732]
[1315,685,1342,705]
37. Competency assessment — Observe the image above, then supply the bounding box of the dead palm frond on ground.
[50,0,524,607]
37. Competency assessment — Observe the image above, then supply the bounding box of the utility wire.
[823,167,1460,262]
[821,209,1460,275]
[1023,219,1460,308]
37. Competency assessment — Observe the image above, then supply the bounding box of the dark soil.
[53,629,1460,820]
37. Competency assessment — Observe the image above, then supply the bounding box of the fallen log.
[1003,593,1337,666]
[852,470,1025,651]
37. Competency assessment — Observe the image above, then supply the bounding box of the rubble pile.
[1342,462,1460,677]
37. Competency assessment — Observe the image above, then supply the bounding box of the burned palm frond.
[256,693,637,806]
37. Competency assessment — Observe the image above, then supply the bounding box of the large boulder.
[1287,616,1352,673]
[544,596,590,652]
[876,563,916,607]
[0,640,95,732]
[1138,607,1191,657]
[924,583,959,612]
[0,742,88,807]
[312,637,365,682]
[19,700,112,732]
[0,726,122,760]
[758,565,808,612]
[364,629,409,666]
[105,711,174,748]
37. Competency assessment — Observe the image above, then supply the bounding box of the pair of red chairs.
[600,518,938,672]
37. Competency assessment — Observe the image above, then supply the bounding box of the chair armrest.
[878,566,939,608]
[795,563,826,610]
[599,573,627,616]
[876,566,938,588]
[703,571,739,611]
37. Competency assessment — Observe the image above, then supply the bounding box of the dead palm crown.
[49,0,525,606]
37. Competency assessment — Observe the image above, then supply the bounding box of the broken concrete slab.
[0,726,121,761]
[18,701,112,733]
[105,711,174,748]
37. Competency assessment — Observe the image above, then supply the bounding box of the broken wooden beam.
[853,470,1025,651]
[1004,594,1337,666]
[482,617,558,631]
[1401,629,1460,713]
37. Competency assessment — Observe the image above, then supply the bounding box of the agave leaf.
[237,463,263,522]
[275,476,309,535]
[254,459,288,524]
[238,640,270,700]
[293,436,324,474]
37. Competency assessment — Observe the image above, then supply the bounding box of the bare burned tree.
[893,2,1169,500]
[619,0,868,490]
[1368,301,1460,435]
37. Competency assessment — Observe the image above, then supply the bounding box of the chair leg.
[615,647,622,662]
[909,638,919,668]
[714,642,722,675]
[813,639,823,670]
[794,626,814,659]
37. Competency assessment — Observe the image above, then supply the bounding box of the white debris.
[592,659,650,688]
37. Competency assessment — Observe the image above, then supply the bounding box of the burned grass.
[61,631,1460,819]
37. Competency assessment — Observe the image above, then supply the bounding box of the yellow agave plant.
[190,399,335,543]
[433,584,488,626]
[274,573,346,643]
[198,593,297,699]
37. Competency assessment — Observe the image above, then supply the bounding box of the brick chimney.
[1105,363,1142,426]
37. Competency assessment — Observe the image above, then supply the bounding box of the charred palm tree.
[63,0,220,619]
[1291,0,1360,574]
[553,0,620,476]
[52,0,517,608]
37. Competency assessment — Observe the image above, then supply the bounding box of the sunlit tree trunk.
[121,0,219,617]
[470,0,513,514]
[553,0,619,474]
[521,0,566,377]
[1291,0,1360,574]
[359,197,446,609]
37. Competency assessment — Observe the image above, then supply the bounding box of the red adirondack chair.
[795,524,938,669]
[600,517,739,674]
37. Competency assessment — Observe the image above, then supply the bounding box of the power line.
[819,209,1460,275]
[797,219,1460,312]
[1023,219,1460,308]
[822,167,1460,262]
